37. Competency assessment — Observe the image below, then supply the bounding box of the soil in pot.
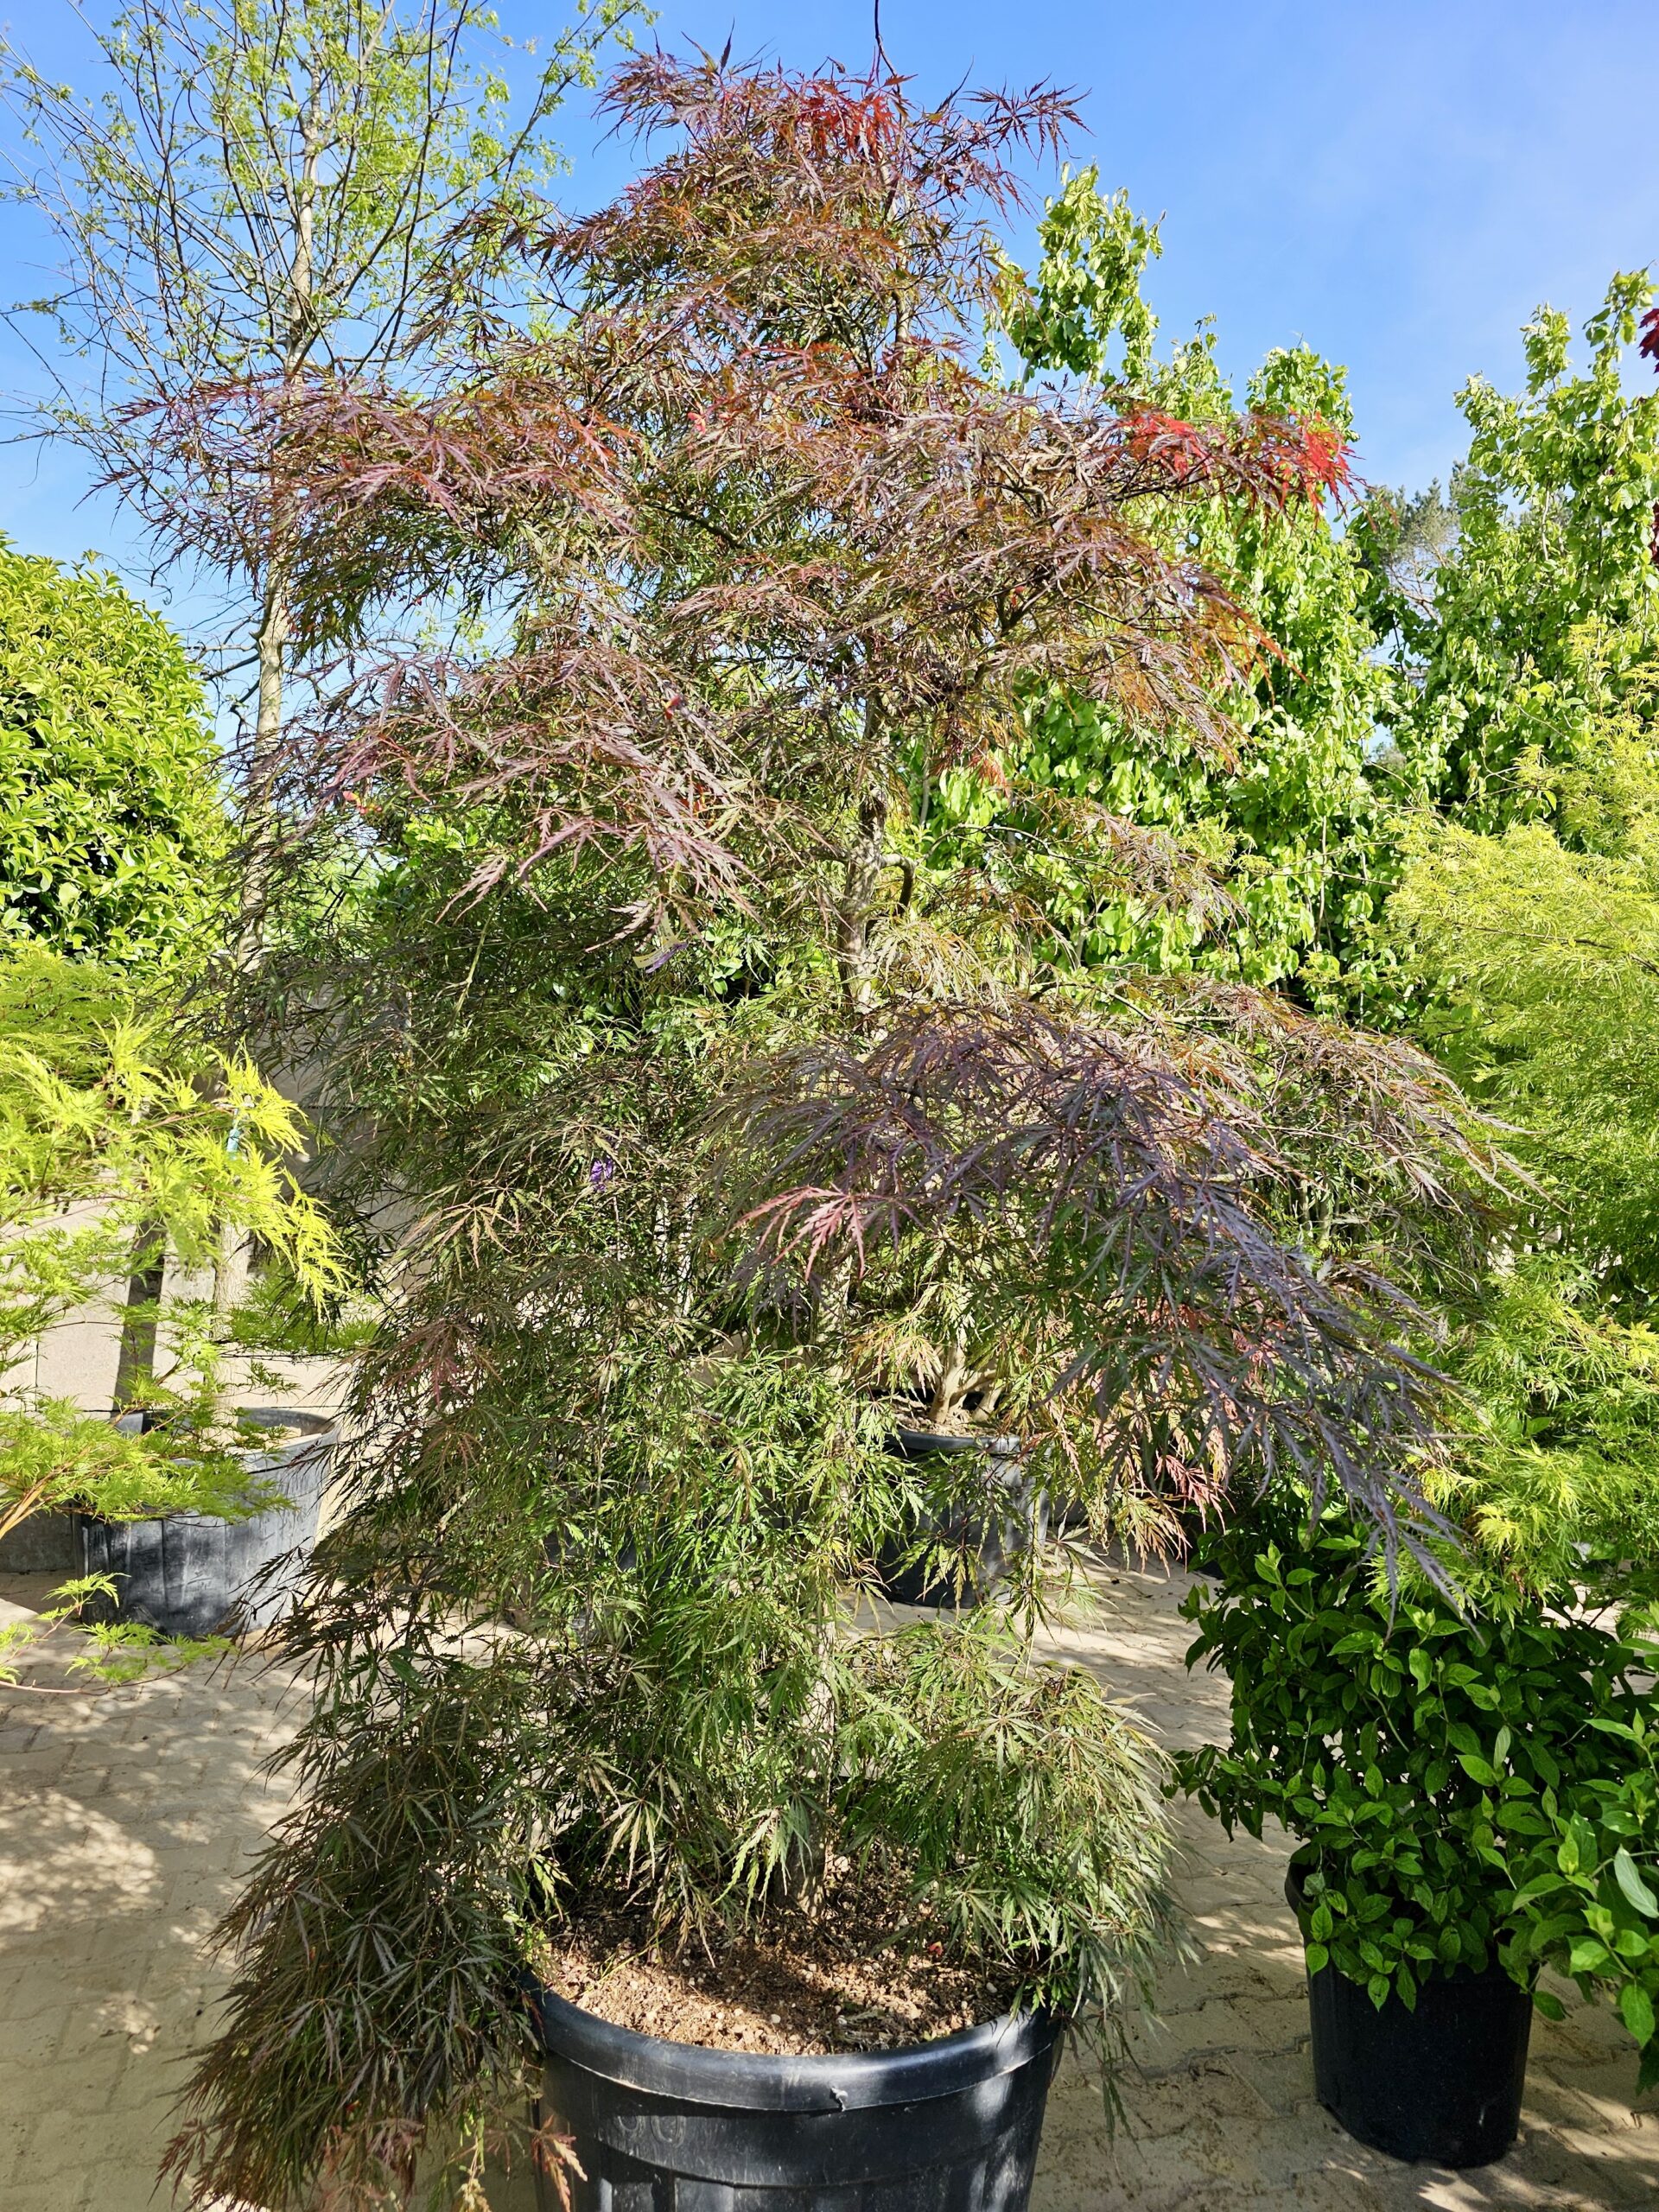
[537,1860,1021,2056]
[1287,1860,1533,2167]
[876,1427,1047,1610]
[79,1406,339,1640]
[529,1872,1057,2212]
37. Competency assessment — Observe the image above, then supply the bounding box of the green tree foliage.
[2,0,634,884]
[941,172,1385,996]
[1433,1255,1659,1618]
[1366,272,1659,831]
[0,948,337,1288]
[1384,710,1659,1623]
[1391,694,1659,1292]
[0,542,226,962]
[994,164,1162,386]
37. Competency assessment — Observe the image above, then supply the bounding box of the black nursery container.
[79,1408,338,1640]
[876,1427,1047,1609]
[1287,1865,1533,2168]
[529,1986,1059,2212]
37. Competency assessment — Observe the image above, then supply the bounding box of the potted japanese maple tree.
[164,59,1502,2210]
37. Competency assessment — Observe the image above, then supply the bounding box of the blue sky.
[2,0,1657,632]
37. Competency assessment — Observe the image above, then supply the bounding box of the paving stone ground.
[3,1555,1657,2212]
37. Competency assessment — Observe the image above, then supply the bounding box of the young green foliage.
[1432,1257,1659,1625]
[960,170,1386,999]
[0,947,340,1679]
[1390,683,1659,1293]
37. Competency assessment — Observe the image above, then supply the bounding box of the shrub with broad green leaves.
[1176,1493,1659,2091]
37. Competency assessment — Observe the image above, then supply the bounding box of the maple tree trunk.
[925,1339,974,1430]
[836,790,888,1013]
[112,1224,168,1416]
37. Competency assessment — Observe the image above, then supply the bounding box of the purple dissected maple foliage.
[146,52,1494,1535]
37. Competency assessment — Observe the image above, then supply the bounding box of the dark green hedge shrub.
[0,542,227,962]
[1177,1494,1659,2086]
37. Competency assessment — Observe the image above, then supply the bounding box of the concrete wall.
[0,1231,353,1573]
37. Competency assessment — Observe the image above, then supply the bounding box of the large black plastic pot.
[0,1509,79,1573]
[79,1408,338,1640]
[876,1427,1047,1609]
[1287,1862,1532,2167]
[529,1985,1059,2212]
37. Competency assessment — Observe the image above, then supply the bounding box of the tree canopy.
[1369,271,1659,832]
[0,543,227,963]
[932,168,1385,1000]
[2,0,634,904]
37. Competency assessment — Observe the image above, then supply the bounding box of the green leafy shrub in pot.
[1175,1491,1659,2094]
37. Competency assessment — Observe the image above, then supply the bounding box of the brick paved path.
[0,1573,305,2212]
[3,1558,1657,2211]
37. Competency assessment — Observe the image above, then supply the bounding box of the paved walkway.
[0,1574,306,2212]
[2,1557,1656,2211]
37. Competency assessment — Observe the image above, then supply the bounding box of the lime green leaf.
[1619,1981,1656,2046]
[1615,1849,1659,1919]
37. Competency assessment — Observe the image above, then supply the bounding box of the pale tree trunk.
[925,1338,973,1431]
[112,1225,168,1418]
[238,73,318,945]
[235,554,291,954]
[214,87,321,1324]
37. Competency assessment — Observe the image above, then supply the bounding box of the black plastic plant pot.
[528,1986,1059,2212]
[876,1427,1047,1610]
[79,1408,339,1640]
[1287,1864,1532,2168]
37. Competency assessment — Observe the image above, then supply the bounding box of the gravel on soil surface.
[538,1867,1023,2056]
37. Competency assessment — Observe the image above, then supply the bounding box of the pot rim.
[529,1981,1057,2113]
[237,1405,339,1439]
[109,1405,340,1446]
[888,1425,1022,1460]
[86,1408,340,1529]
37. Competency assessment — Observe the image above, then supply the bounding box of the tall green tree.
[1375,277,1659,1259]
[942,170,1385,998]
[2,0,632,908]
[1378,288,1659,1590]
[1366,271,1659,832]
[0,540,226,963]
